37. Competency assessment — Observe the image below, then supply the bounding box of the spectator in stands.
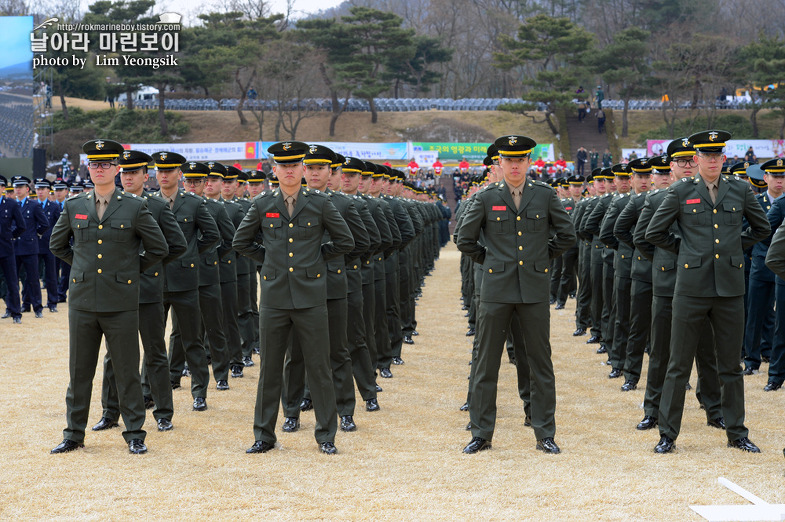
[555,155,567,170]
[534,156,546,175]
[576,147,588,176]
[590,147,599,171]
[596,108,606,133]
[745,147,757,163]
[602,148,612,167]
[458,157,470,174]
[432,157,443,177]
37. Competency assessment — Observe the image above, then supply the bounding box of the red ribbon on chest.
[491,205,506,211]
[266,212,280,218]
[686,199,700,205]
[75,214,88,220]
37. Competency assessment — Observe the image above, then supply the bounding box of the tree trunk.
[59,93,68,120]
[369,97,378,124]
[544,111,559,135]
[274,114,282,141]
[125,87,134,110]
[622,97,629,138]
[158,85,168,136]
[750,105,760,139]
[234,68,256,126]
[779,112,785,140]
[329,95,350,137]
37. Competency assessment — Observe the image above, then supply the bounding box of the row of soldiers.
[47,138,446,455]
[454,130,783,455]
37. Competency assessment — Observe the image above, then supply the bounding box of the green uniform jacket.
[138,194,188,304]
[218,198,244,283]
[600,193,633,277]
[151,189,220,293]
[457,180,576,304]
[645,175,770,297]
[49,188,168,312]
[614,191,651,283]
[232,187,354,309]
[634,189,680,297]
[323,189,370,300]
[202,198,236,286]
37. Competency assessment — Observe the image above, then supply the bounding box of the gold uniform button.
[715,239,719,244]
[684,264,688,268]
[72,278,76,282]
[269,224,274,228]
[214,261,217,265]
[518,246,523,251]
[661,267,665,271]
[516,216,521,221]
[127,279,132,284]
[263,276,267,280]
[98,225,103,229]
[488,269,493,274]
[288,238,293,243]
[97,254,102,259]
[517,231,522,236]
[154,272,159,276]
[519,260,523,265]
[536,214,539,218]
[621,255,625,259]
[544,268,548,273]
[496,217,500,221]
[120,224,124,228]
[289,252,293,257]
[190,263,194,268]
[637,256,641,260]
[354,265,358,269]
[289,267,294,272]
[715,254,720,259]
[308,222,311,226]
[97,269,102,274]
[713,209,717,214]
[692,209,696,213]
[714,224,718,229]
[337,269,341,274]
[228,260,231,264]
[184,218,188,222]
[289,223,294,228]
[97,239,102,244]
[317,273,321,278]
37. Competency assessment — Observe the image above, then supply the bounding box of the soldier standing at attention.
[646,130,770,454]
[49,139,168,454]
[457,135,575,454]
[34,178,61,313]
[234,142,354,455]
[95,150,187,433]
[0,175,25,323]
[11,175,48,318]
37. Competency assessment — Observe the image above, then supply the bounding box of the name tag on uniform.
[566,206,573,210]
[266,212,280,218]
[75,214,88,219]
[492,205,506,211]
[686,199,700,205]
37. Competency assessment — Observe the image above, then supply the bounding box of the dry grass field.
[1,243,784,520]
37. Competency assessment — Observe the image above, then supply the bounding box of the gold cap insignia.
[708,132,718,141]
[508,136,517,146]
[744,162,749,168]
[95,140,105,150]
[682,138,689,147]
[189,162,196,169]
[160,152,167,161]
[123,151,131,160]
[344,158,350,165]
[282,142,292,151]
[778,159,783,167]
[309,145,318,154]
[207,162,214,169]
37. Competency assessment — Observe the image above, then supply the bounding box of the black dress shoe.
[51,439,84,454]
[375,384,383,392]
[193,397,207,411]
[319,441,338,455]
[182,366,191,377]
[300,398,313,411]
[49,306,58,313]
[128,439,147,454]
[465,422,472,431]
[621,379,637,391]
[637,416,658,430]
[403,336,414,345]
[586,335,600,344]
[764,381,782,392]
[246,440,275,453]
[728,437,760,453]
[536,437,560,454]
[242,356,254,367]
[508,357,517,366]
[171,380,181,390]
[13,316,21,324]
[92,417,119,431]
[411,330,419,336]
[379,367,393,378]
[392,356,405,365]
[216,380,229,390]
[596,345,607,354]
[34,310,43,318]
[707,417,726,430]
[465,328,475,336]
[340,415,357,432]
[157,418,173,431]
[366,398,380,412]
[231,365,244,378]
[654,435,675,453]
[549,297,556,305]
[144,395,155,409]
[1,311,9,319]
[463,437,491,454]
[573,328,586,336]
[459,402,469,412]
[463,312,470,317]
[252,346,260,354]
[608,368,622,379]
[554,303,565,310]
[524,415,531,427]
[742,366,756,376]
[282,417,300,432]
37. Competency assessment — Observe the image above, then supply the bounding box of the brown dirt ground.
[1,243,784,519]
